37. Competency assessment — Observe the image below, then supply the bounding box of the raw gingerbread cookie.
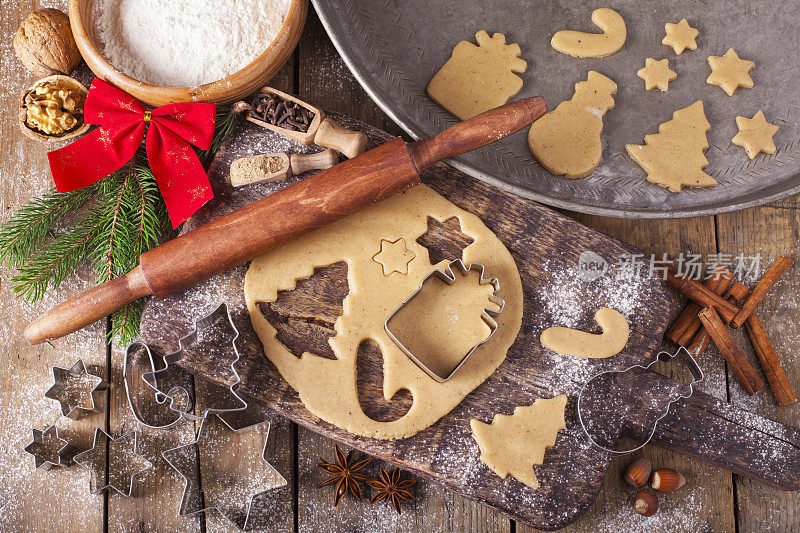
[527,71,616,178]
[540,308,629,359]
[732,111,779,159]
[372,238,415,275]
[626,100,716,192]
[245,185,523,440]
[662,19,699,55]
[707,49,754,96]
[637,58,677,92]
[470,395,567,489]
[427,30,527,120]
[551,8,626,58]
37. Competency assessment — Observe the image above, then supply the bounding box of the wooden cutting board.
[140,113,800,530]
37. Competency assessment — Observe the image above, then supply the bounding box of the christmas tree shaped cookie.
[626,101,716,192]
[427,31,527,120]
[528,71,617,178]
[470,395,567,489]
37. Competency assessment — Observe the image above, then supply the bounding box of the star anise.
[316,444,373,506]
[367,468,417,514]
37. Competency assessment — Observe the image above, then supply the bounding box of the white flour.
[93,0,290,87]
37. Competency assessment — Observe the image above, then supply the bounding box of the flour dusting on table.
[94,0,290,87]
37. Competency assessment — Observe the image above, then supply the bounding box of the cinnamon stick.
[698,307,764,395]
[730,256,793,328]
[744,313,798,405]
[687,282,749,357]
[666,270,733,346]
[666,265,740,323]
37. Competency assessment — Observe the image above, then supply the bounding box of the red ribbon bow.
[48,78,217,228]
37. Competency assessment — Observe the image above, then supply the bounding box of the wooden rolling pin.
[24,97,547,344]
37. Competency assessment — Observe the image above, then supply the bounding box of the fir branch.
[10,212,101,301]
[199,105,241,166]
[0,187,95,269]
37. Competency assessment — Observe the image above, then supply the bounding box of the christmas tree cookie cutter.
[45,359,109,420]
[384,259,504,382]
[577,346,703,454]
[132,302,248,428]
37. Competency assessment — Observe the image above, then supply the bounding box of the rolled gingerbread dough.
[245,185,523,439]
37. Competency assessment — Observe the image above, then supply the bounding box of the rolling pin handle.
[23,266,153,345]
[408,96,548,171]
[313,118,368,159]
[289,149,339,176]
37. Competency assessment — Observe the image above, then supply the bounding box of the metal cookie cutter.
[45,360,109,420]
[577,346,704,454]
[136,302,248,426]
[384,259,504,382]
[161,415,287,530]
[74,429,153,497]
[24,424,71,470]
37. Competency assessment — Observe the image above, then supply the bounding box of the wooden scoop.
[238,87,368,159]
[24,97,547,344]
[230,149,339,187]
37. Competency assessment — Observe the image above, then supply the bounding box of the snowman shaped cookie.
[527,71,617,178]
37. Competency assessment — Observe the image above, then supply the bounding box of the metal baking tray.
[313,0,800,218]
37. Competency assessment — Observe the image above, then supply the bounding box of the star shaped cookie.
[637,58,677,91]
[372,237,415,276]
[707,49,754,96]
[662,19,699,54]
[732,111,779,159]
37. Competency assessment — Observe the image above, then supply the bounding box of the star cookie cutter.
[384,259,505,382]
[24,424,72,470]
[45,360,109,420]
[135,302,248,427]
[577,346,704,454]
[74,428,153,496]
[162,414,287,530]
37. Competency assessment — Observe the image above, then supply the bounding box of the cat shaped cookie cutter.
[577,346,704,454]
[384,259,504,382]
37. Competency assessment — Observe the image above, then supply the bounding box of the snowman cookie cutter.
[384,259,504,382]
[577,346,703,454]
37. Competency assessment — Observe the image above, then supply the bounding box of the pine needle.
[0,187,95,269]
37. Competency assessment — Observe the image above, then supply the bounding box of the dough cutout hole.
[356,338,413,422]
[540,307,629,359]
[386,262,503,381]
[416,215,475,265]
[257,261,349,360]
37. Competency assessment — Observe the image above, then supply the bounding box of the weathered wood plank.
[0,1,105,531]
[715,204,800,532]
[519,216,737,532]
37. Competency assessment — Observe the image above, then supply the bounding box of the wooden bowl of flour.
[68,0,308,106]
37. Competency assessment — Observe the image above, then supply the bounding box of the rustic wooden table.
[2,3,799,531]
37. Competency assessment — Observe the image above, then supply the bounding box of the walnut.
[21,77,85,137]
[13,9,82,77]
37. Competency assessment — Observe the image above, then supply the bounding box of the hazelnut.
[13,9,82,77]
[633,488,659,517]
[651,468,686,493]
[623,458,651,488]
